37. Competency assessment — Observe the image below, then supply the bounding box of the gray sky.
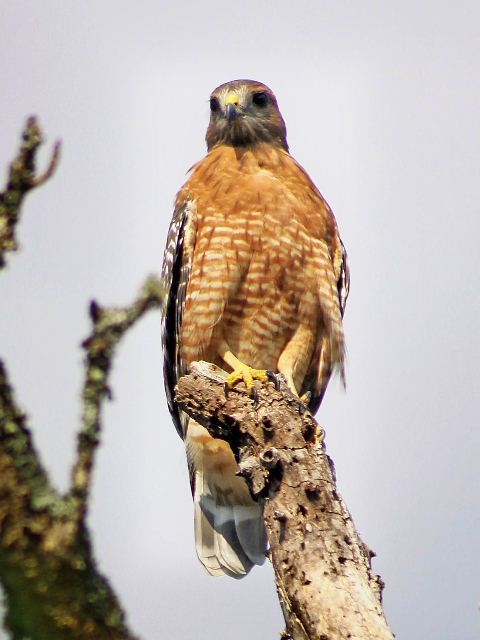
[0,1,479,638]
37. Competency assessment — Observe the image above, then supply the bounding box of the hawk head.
[206,79,288,152]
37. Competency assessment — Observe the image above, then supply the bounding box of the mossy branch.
[0,116,60,268]
[70,276,164,523]
[0,119,163,639]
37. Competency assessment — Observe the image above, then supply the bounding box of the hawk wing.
[308,237,350,414]
[161,196,267,576]
[161,199,195,438]
[337,239,350,319]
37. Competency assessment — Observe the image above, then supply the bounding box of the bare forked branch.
[70,275,164,521]
[0,119,162,639]
[0,116,60,267]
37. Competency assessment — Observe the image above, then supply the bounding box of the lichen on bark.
[0,119,163,639]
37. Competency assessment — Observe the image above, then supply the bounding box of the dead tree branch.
[176,361,394,640]
[0,116,60,268]
[0,119,163,639]
[0,274,162,639]
[70,275,164,524]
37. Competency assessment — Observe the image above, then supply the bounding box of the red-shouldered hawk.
[162,79,349,578]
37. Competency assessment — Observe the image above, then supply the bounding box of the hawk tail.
[186,420,267,578]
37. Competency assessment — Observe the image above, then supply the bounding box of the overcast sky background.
[0,2,479,638]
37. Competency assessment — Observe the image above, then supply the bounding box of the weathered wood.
[176,361,394,640]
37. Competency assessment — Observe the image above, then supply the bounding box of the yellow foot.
[300,390,311,404]
[224,364,270,397]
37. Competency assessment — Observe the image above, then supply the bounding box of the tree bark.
[176,361,394,640]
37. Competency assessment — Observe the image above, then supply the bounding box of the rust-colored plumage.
[162,80,349,578]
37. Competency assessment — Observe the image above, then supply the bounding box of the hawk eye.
[252,91,269,107]
[210,97,220,113]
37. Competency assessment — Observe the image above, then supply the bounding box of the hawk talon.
[298,401,306,415]
[297,391,312,414]
[266,370,281,390]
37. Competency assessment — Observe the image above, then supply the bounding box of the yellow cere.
[224,91,239,106]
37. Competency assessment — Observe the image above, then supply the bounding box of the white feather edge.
[193,470,266,577]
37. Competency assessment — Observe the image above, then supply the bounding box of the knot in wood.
[237,456,259,478]
[260,447,280,470]
[261,414,275,433]
[304,481,322,498]
[237,456,267,496]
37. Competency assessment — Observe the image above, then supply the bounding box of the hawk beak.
[226,103,239,121]
[225,91,240,122]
